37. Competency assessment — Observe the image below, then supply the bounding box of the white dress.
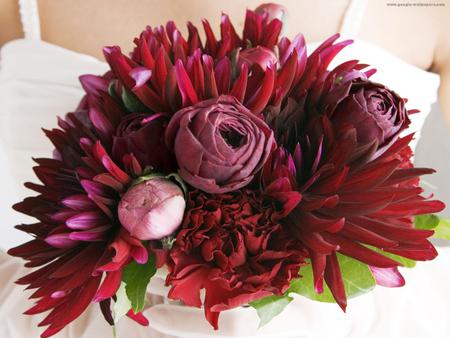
[0,0,449,337]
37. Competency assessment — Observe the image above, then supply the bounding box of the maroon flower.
[327,79,410,158]
[7,75,153,337]
[103,6,287,116]
[265,45,445,310]
[166,190,305,329]
[112,113,175,172]
[165,95,276,193]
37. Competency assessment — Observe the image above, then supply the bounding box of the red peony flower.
[166,190,305,328]
[165,95,276,193]
[118,177,186,240]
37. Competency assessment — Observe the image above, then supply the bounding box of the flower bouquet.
[8,3,448,338]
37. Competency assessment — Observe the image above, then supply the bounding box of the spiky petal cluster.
[264,50,445,309]
[7,75,154,337]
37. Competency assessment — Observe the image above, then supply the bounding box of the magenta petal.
[369,266,405,287]
[129,67,152,89]
[45,233,78,249]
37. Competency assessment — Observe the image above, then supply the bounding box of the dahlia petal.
[79,74,108,96]
[353,216,434,242]
[45,234,79,249]
[384,240,438,261]
[324,234,400,268]
[175,59,199,106]
[93,173,124,192]
[245,64,276,114]
[202,19,218,56]
[342,222,398,248]
[100,153,131,185]
[202,55,219,98]
[129,67,152,89]
[62,195,96,211]
[369,266,405,287]
[214,57,231,94]
[230,63,248,102]
[69,225,111,242]
[127,310,149,326]
[40,276,102,338]
[66,211,107,230]
[381,168,435,186]
[324,252,347,311]
[370,200,445,218]
[309,252,326,293]
[24,296,65,315]
[100,299,114,326]
[340,160,401,193]
[94,270,122,302]
[276,49,298,99]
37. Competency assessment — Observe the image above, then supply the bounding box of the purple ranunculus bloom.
[165,95,276,193]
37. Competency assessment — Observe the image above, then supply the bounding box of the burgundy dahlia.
[165,95,276,193]
[7,74,155,337]
[166,190,305,328]
[103,6,288,116]
[265,52,445,309]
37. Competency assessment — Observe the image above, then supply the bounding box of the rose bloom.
[165,95,275,193]
[328,79,410,157]
[112,113,175,172]
[166,190,305,329]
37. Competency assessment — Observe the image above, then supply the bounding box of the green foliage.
[415,214,441,230]
[290,254,376,303]
[251,253,376,326]
[121,88,147,113]
[250,294,293,328]
[433,218,450,240]
[122,255,157,313]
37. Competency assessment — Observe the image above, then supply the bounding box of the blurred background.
[416,102,450,218]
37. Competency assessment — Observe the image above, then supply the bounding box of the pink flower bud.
[255,3,288,23]
[118,178,185,240]
[238,46,277,71]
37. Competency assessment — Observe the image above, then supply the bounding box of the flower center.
[220,127,246,149]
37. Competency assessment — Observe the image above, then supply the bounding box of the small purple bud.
[118,178,185,240]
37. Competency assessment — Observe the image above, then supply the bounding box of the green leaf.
[415,214,441,230]
[122,255,157,313]
[433,218,450,240]
[113,282,131,323]
[289,253,376,303]
[121,88,147,113]
[250,294,293,328]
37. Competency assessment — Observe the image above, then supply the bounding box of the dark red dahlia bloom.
[263,115,444,309]
[264,52,445,309]
[165,95,276,193]
[166,190,305,329]
[7,75,157,337]
[104,8,306,116]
